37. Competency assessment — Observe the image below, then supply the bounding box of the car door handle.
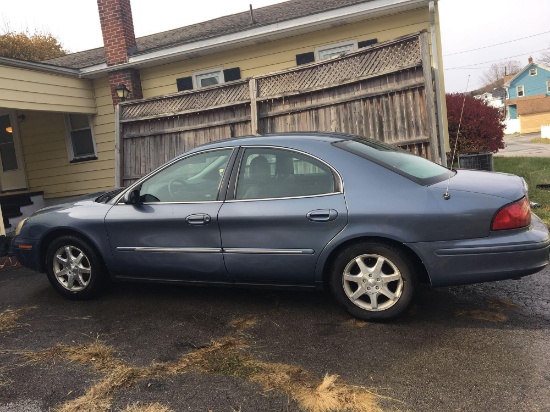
[306,209,338,222]
[185,214,211,225]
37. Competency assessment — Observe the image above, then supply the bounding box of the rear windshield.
[334,138,450,185]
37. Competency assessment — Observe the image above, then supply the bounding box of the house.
[0,0,449,236]
[504,57,550,134]
[474,91,505,109]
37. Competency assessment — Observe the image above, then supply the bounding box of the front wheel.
[329,242,416,321]
[45,235,106,300]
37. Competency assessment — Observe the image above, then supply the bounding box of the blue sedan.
[13,134,550,320]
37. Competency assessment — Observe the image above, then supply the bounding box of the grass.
[0,307,35,334]
[14,317,386,412]
[530,138,550,144]
[493,157,550,225]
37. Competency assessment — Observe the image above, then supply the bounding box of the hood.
[31,188,124,217]
[430,170,526,201]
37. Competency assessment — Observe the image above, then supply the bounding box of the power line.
[444,30,550,57]
[445,49,548,70]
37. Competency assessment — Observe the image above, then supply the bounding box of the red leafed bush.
[446,93,505,155]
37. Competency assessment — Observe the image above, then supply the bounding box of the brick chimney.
[528,56,533,64]
[97,0,143,104]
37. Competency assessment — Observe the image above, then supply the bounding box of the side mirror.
[123,188,141,205]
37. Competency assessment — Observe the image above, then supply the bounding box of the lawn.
[493,157,550,225]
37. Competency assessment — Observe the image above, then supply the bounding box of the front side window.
[235,148,336,200]
[517,85,525,97]
[315,40,357,60]
[65,114,96,161]
[193,68,224,88]
[138,149,232,203]
[529,68,537,76]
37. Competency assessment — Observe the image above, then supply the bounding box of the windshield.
[334,138,450,185]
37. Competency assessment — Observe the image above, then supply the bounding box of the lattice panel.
[121,81,250,120]
[257,37,420,98]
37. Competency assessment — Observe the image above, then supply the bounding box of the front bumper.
[406,213,550,287]
[12,237,42,272]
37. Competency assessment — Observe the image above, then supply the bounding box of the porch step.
[0,192,44,231]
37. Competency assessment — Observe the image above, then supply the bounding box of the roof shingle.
[45,0,374,69]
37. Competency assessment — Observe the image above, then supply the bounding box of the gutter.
[0,56,79,77]
[79,0,430,78]
[429,1,447,166]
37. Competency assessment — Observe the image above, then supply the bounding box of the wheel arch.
[39,228,108,274]
[320,236,431,287]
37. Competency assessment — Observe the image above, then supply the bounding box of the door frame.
[0,110,28,192]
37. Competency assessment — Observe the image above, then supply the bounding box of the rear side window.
[334,138,449,185]
[235,148,336,200]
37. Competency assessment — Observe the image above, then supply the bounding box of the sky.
[2,0,549,93]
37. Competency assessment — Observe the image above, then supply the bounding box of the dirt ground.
[1,266,549,412]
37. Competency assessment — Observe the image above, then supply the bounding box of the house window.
[193,68,224,88]
[65,114,97,162]
[315,40,357,61]
[547,80,550,93]
[529,68,537,76]
[516,85,525,97]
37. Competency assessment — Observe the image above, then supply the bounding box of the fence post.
[249,78,259,135]
[114,104,123,187]
[419,31,441,164]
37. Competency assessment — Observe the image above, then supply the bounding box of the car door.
[104,148,235,281]
[218,146,348,284]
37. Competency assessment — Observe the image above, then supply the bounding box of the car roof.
[189,132,355,152]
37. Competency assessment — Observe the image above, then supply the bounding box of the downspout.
[429,1,447,166]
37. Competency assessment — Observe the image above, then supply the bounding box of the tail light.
[491,197,531,231]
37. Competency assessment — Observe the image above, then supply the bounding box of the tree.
[446,93,505,155]
[0,24,66,61]
[539,46,550,66]
[479,60,522,90]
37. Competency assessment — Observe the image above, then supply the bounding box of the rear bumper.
[406,213,550,287]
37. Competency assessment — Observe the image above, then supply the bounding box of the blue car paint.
[13,133,550,289]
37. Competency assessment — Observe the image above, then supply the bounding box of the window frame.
[192,67,225,89]
[516,85,525,97]
[547,80,550,93]
[529,68,537,76]
[315,40,358,61]
[115,147,237,205]
[64,114,97,163]
[227,146,343,202]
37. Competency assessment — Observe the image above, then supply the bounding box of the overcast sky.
[2,0,549,92]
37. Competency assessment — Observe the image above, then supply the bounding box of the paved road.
[1,267,549,411]
[495,134,550,157]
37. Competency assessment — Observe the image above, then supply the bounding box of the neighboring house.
[0,0,449,236]
[474,91,505,109]
[504,58,550,134]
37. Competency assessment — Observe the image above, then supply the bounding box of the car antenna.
[444,75,470,200]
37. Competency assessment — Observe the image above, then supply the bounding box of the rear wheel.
[45,235,106,300]
[329,242,416,321]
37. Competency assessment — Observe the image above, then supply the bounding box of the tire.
[329,241,416,321]
[45,235,106,300]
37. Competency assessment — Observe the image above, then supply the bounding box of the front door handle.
[306,209,338,222]
[185,213,211,225]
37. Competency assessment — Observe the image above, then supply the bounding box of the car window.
[334,138,449,185]
[139,149,232,202]
[235,148,336,200]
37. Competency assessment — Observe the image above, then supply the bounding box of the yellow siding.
[18,77,116,199]
[140,8,432,97]
[0,65,96,114]
[520,112,550,134]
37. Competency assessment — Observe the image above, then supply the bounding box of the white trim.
[79,0,429,77]
[192,67,225,89]
[516,85,525,98]
[0,56,79,77]
[529,68,538,76]
[64,114,98,161]
[0,110,28,191]
[314,40,357,61]
[547,80,550,93]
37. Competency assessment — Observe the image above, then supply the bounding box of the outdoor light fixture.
[5,126,12,133]
[115,83,131,102]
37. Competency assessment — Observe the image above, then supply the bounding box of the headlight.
[15,218,27,236]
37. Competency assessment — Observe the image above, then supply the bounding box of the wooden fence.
[116,31,441,187]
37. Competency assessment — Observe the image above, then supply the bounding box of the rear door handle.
[185,214,211,225]
[306,209,338,222]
